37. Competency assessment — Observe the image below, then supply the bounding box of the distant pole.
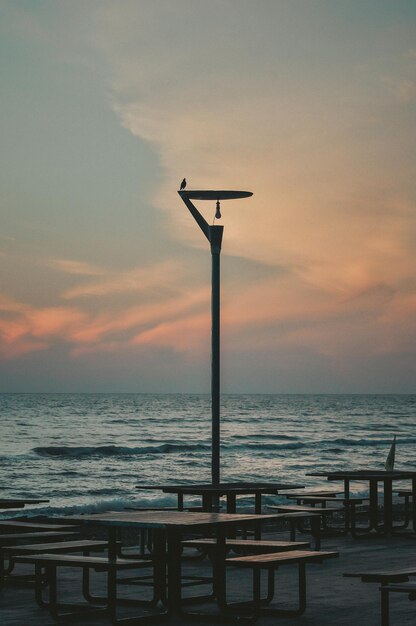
[210,227,222,485]
[178,189,252,486]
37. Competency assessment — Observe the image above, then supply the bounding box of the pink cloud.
[62,261,181,299]
[28,307,88,338]
[131,312,209,351]
[47,259,105,276]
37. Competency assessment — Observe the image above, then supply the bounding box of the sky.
[0,0,415,393]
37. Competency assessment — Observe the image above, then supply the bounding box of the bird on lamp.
[180,178,187,190]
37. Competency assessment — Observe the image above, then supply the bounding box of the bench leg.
[393,494,410,530]
[34,563,49,608]
[50,565,110,621]
[1,554,47,588]
[289,520,296,542]
[258,562,306,618]
[222,562,308,620]
[265,569,275,604]
[298,561,306,615]
[252,568,261,619]
[82,549,159,608]
[310,517,321,551]
[0,553,14,579]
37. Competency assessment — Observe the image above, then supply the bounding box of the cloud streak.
[1,1,416,391]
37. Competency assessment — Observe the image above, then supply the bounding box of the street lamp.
[178,189,253,485]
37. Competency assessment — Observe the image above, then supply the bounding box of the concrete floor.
[1,530,416,625]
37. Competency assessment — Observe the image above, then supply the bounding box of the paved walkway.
[1,530,416,625]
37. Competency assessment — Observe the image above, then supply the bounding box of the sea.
[1,393,415,518]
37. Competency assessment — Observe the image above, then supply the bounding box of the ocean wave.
[0,494,179,521]
[32,443,210,458]
[232,434,299,441]
[225,436,416,452]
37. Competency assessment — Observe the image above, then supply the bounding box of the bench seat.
[13,553,154,623]
[286,496,367,504]
[344,568,416,583]
[182,538,310,553]
[266,508,323,549]
[2,539,110,556]
[227,549,338,568]
[344,568,416,626]
[382,582,416,595]
[0,540,112,586]
[222,549,338,619]
[0,531,78,545]
[14,553,146,569]
[0,521,79,532]
[271,504,344,514]
[283,490,343,498]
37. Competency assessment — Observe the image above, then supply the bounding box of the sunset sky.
[1,0,415,393]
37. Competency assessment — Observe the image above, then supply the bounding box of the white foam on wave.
[0,493,179,520]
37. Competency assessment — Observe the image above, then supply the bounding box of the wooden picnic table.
[308,470,416,535]
[136,481,305,515]
[72,509,285,621]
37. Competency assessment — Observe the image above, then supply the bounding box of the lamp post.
[178,189,253,485]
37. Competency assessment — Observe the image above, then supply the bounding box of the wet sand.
[1,525,416,625]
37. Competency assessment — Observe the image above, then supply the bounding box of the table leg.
[108,527,117,560]
[177,493,184,511]
[369,479,378,530]
[344,479,350,499]
[202,494,213,512]
[384,479,393,534]
[344,480,350,530]
[153,529,167,605]
[212,529,227,609]
[412,478,416,533]
[166,530,182,616]
[255,493,262,515]
[227,495,237,539]
[227,494,236,514]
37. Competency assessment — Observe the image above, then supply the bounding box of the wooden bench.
[0,539,110,587]
[224,549,339,619]
[182,538,310,555]
[283,490,343,498]
[344,567,416,584]
[344,567,416,626]
[270,504,344,514]
[14,553,153,622]
[2,539,110,557]
[379,582,416,626]
[267,506,333,549]
[0,521,79,532]
[285,495,365,505]
[394,490,413,529]
[284,496,368,533]
[0,530,79,546]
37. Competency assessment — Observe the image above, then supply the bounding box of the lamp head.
[215,200,221,220]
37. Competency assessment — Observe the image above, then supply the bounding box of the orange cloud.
[69,288,209,344]
[47,259,105,276]
[132,312,209,352]
[62,260,181,299]
[28,307,88,337]
[0,285,210,358]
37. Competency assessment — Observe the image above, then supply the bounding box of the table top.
[136,482,304,495]
[308,470,416,480]
[0,498,49,509]
[71,510,284,530]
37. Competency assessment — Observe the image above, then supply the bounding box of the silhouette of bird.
[180,178,187,190]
